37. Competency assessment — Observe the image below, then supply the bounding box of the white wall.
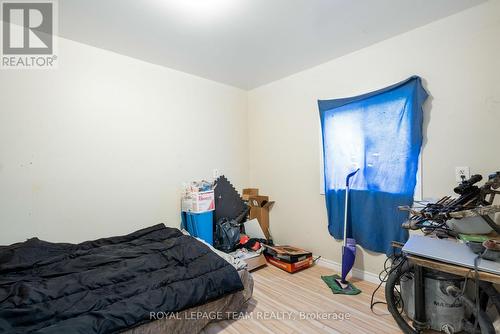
[1,2,498,277]
[0,38,248,245]
[248,1,500,275]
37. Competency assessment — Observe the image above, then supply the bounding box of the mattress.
[0,224,245,334]
[122,269,254,334]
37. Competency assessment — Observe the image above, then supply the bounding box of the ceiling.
[59,0,486,89]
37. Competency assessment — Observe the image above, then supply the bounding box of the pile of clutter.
[181,175,312,273]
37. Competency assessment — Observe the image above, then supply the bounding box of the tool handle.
[346,169,360,187]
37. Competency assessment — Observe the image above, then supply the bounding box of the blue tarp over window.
[318,76,428,254]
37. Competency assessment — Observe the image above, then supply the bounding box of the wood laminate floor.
[202,264,401,334]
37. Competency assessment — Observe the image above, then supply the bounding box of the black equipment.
[385,256,499,334]
[400,172,500,235]
[384,172,500,334]
[454,174,482,195]
[214,218,241,252]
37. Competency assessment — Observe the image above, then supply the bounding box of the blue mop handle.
[343,168,359,247]
[346,168,360,187]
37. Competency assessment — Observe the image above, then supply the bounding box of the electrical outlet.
[455,166,470,183]
[212,169,220,179]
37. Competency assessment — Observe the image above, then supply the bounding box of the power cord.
[370,252,406,314]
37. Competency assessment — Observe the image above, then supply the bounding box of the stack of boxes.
[242,188,275,241]
[181,181,215,245]
[264,245,313,273]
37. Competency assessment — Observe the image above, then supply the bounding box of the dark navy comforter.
[0,224,243,333]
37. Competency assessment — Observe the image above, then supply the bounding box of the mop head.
[321,274,361,295]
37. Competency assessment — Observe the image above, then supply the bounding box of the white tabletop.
[402,235,500,275]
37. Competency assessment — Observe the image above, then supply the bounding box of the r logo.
[2,2,53,54]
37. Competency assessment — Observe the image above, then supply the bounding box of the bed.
[0,224,253,333]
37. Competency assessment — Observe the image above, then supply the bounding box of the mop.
[322,169,361,295]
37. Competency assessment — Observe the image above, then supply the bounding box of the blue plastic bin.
[181,211,213,245]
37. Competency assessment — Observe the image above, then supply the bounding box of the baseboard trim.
[315,256,382,285]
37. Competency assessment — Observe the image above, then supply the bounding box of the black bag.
[214,218,240,252]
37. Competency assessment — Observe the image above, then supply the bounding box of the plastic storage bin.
[181,211,213,245]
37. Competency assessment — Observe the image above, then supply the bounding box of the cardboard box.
[242,188,259,201]
[264,245,312,263]
[181,190,215,213]
[244,253,267,271]
[248,195,269,206]
[248,198,274,240]
[242,188,275,240]
[265,255,313,273]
